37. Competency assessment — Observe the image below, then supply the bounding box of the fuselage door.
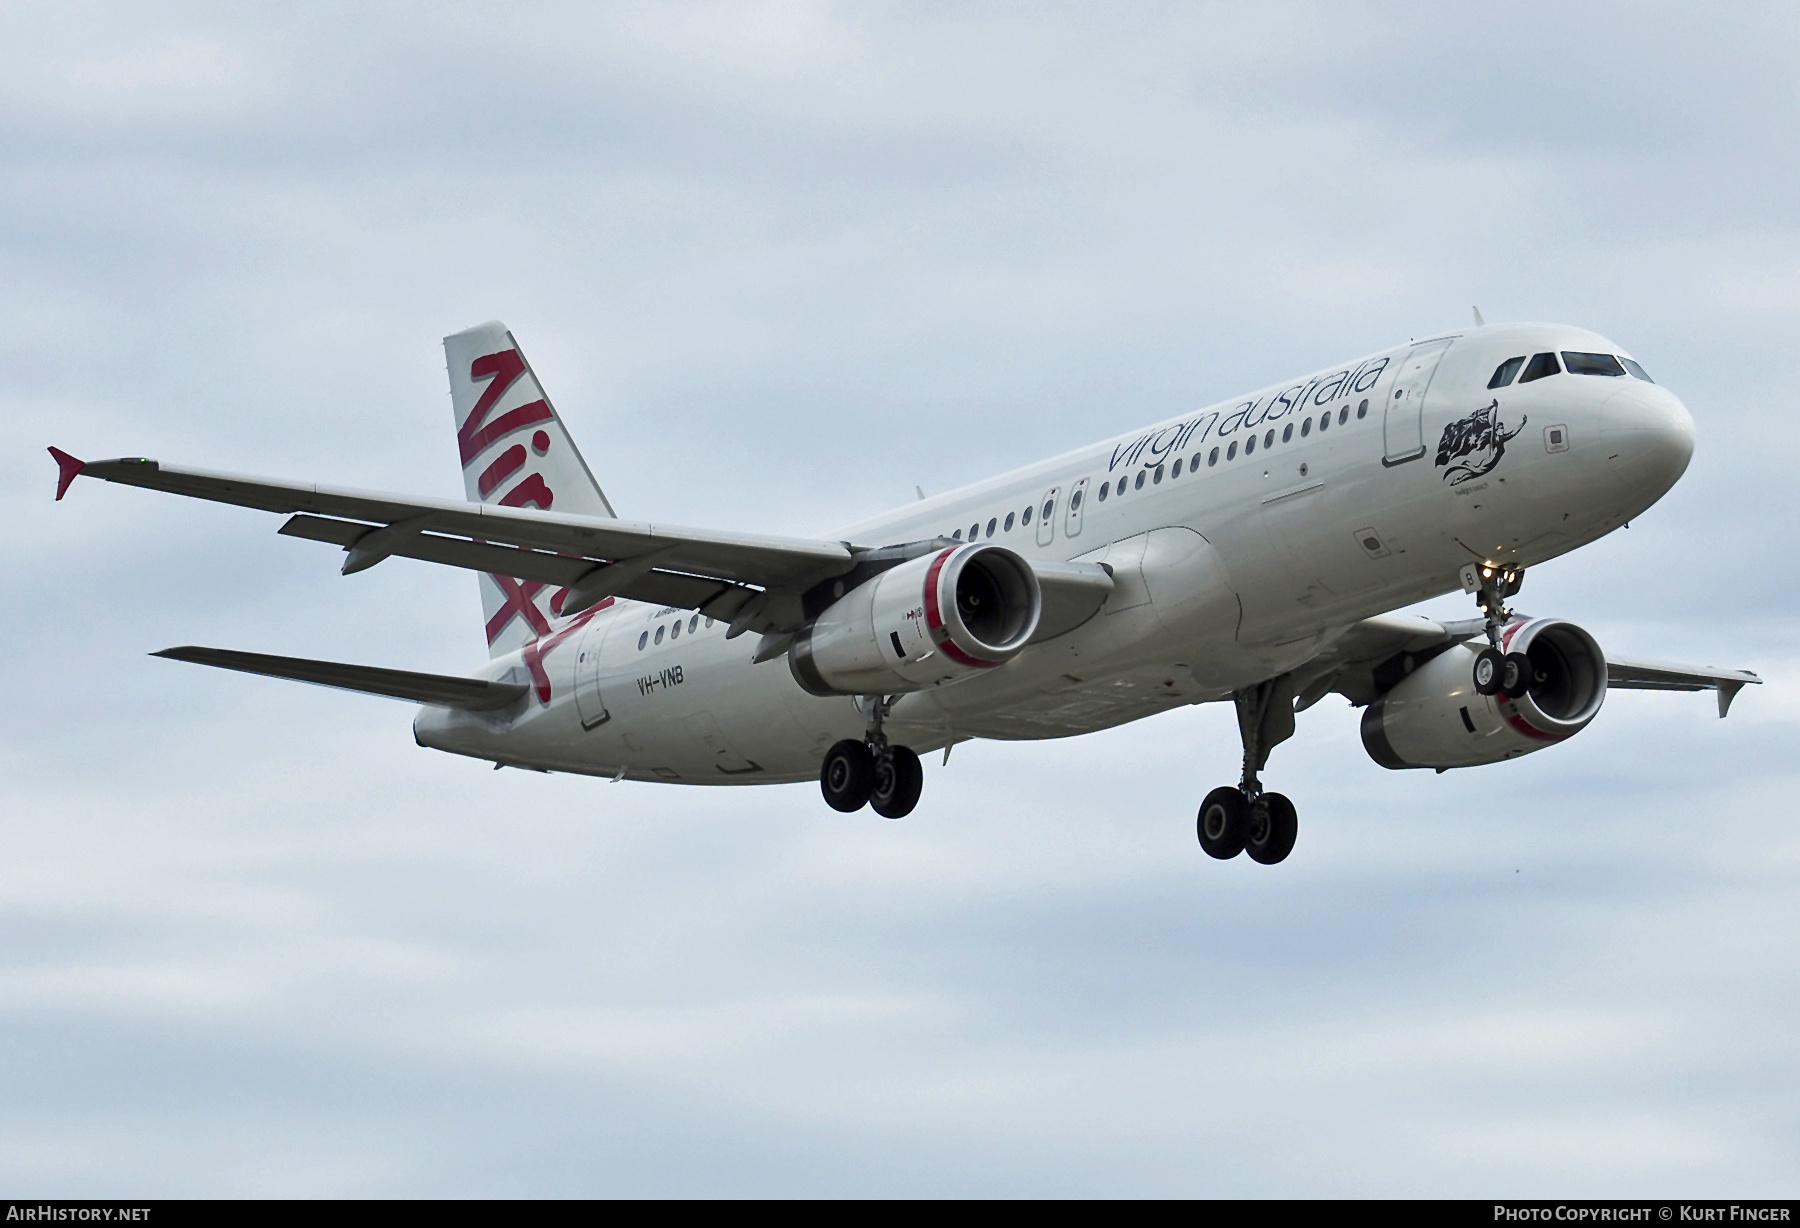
[1383,339,1454,466]
[575,615,615,730]
[1064,478,1088,538]
[1035,486,1060,548]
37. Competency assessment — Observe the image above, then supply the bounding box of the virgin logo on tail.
[464,349,564,649]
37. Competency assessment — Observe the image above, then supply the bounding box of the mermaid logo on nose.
[1436,399,1526,485]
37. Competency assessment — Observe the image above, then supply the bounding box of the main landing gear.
[1462,563,1530,698]
[820,696,923,819]
[1198,675,1299,865]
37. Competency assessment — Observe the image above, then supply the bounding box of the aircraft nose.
[1602,381,1694,498]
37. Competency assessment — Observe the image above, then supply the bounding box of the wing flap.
[153,646,529,710]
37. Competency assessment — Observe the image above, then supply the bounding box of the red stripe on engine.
[921,546,998,669]
[923,548,954,633]
[1499,700,1566,741]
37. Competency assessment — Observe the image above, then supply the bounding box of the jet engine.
[789,543,1041,697]
[1360,618,1608,770]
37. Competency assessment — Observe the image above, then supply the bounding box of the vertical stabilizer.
[444,321,616,657]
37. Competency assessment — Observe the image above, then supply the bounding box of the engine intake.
[1361,617,1607,770]
[789,544,1041,697]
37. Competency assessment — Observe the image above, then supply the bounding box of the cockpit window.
[1518,352,1561,383]
[1562,351,1626,377]
[1488,356,1526,388]
[1619,357,1654,383]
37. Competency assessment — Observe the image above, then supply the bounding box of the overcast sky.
[4,1,1798,1196]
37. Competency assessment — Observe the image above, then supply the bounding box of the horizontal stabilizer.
[152,646,528,710]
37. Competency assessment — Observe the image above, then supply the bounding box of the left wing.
[50,449,1115,644]
[53,450,856,634]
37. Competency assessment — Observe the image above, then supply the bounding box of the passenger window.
[1488,356,1527,388]
[1519,352,1561,382]
[1116,477,1126,496]
[1620,357,1654,382]
[1135,471,1146,489]
[1209,447,1219,466]
[1095,484,1107,504]
[1172,458,1183,477]
[704,617,714,629]
[1562,351,1626,377]
[1022,506,1032,525]
[1153,465,1164,484]
[1227,441,1238,460]
[654,626,665,645]
[1301,417,1312,437]
[1356,399,1367,419]
[1041,498,1054,519]
[1006,510,1017,527]
[1191,452,1202,470]
[1282,424,1294,442]
[1069,491,1081,512]
[952,529,962,540]
[1318,412,1329,431]
[689,615,699,634]
[637,631,648,650]
[1245,435,1256,455]
[987,517,998,536]
[1263,429,1275,449]
[670,620,681,640]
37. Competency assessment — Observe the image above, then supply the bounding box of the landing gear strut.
[1462,563,1529,697]
[820,696,923,819]
[1197,675,1299,864]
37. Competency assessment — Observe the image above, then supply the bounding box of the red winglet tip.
[47,447,86,501]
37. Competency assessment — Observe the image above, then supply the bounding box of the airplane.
[48,318,1760,864]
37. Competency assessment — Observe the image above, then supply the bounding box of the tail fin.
[444,321,616,657]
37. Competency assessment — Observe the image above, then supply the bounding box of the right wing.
[1606,656,1763,717]
[1290,614,1760,718]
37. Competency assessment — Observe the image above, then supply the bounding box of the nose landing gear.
[1463,563,1527,697]
[1198,676,1299,865]
[819,696,923,819]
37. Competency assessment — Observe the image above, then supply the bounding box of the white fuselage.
[413,322,1695,783]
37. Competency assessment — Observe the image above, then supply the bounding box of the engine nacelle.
[789,544,1041,697]
[1361,618,1608,770]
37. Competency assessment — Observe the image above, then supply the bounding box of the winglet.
[47,447,86,501]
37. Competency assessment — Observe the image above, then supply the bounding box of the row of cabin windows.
[637,613,713,651]
[941,397,1374,540]
[1488,351,1653,388]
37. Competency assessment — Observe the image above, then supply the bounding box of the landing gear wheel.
[820,739,874,812]
[870,745,923,819]
[1500,651,1533,697]
[1197,786,1248,860]
[1473,648,1504,696]
[1244,792,1298,865]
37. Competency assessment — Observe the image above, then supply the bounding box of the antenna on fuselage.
[1472,306,1486,326]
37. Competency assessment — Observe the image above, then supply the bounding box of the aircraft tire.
[1500,651,1533,696]
[870,745,923,819]
[1473,648,1504,696]
[1244,792,1298,865]
[821,739,875,812]
[1197,786,1248,859]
